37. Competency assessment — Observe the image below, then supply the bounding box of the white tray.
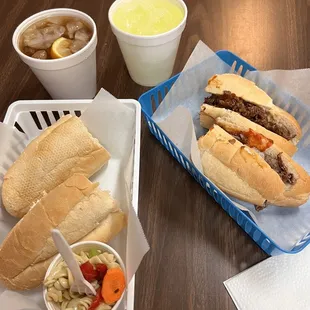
[3,99,141,310]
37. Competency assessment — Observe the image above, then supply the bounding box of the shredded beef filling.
[277,153,296,184]
[204,92,294,140]
[264,152,296,185]
[231,134,296,185]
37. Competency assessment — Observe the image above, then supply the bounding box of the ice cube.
[41,25,66,39]
[24,19,46,34]
[34,20,49,29]
[23,25,65,49]
[75,28,91,42]
[31,50,47,59]
[23,29,45,49]
[23,46,36,56]
[66,21,84,39]
[46,17,66,25]
[70,39,87,53]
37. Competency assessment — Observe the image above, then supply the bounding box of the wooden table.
[0,1,309,309]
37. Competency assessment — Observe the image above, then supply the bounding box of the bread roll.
[201,111,310,203]
[263,146,310,206]
[200,104,297,156]
[2,115,110,218]
[198,125,285,206]
[207,73,273,108]
[204,74,302,143]
[198,125,310,207]
[0,174,126,290]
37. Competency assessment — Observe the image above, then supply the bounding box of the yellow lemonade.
[112,0,185,36]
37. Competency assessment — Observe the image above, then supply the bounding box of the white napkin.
[224,246,310,310]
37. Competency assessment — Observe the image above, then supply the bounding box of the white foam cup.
[12,8,97,99]
[108,0,188,87]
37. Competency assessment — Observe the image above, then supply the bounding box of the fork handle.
[51,229,86,282]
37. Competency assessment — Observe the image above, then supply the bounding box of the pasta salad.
[44,249,126,310]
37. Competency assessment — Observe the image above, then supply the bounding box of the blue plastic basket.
[138,50,309,256]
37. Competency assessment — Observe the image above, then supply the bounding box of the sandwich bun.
[200,104,297,156]
[2,115,111,218]
[0,174,126,290]
[263,146,310,206]
[205,74,302,143]
[206,73,273,108]
[198,125,310,208]
[198,125,285,207]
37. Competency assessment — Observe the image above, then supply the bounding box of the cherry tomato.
[80,261,98,282]
[96,263,108,282]
[88,288,103,310]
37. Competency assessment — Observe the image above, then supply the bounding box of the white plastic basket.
[3,99,141,310]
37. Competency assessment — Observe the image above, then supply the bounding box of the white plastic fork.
[230,60,249,76]
[51,229,96,296]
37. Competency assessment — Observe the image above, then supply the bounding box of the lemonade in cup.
[109,0,188,87]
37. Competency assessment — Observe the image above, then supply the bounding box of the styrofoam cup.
[108,0,188,87]
[43,241,126,310]
[12,9,97,99]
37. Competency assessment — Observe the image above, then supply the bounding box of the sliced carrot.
[101,268,126,305]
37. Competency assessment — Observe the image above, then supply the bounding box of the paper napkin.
[224,245,310,310]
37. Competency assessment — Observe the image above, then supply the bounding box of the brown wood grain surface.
[0,0,309,309]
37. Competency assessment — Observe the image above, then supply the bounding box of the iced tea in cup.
[108,0,187,87]
[12,9,97,99]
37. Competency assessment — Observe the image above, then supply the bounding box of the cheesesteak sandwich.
[200,104,297,156]
[0,174,126,290]
[200,74,302,155]
[198,125,310,208]
[2,114,111,218]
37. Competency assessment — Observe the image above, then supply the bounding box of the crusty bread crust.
[2,115,111,218]
[198,125,285,205]
[200,150,267,206]
[198,125,310,207]
[205,74,302,141]
[264,146,310,205]
[0,174,126,290]
[200,104,297,156]
[206,73,273,108]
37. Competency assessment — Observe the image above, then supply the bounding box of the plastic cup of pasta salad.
[43,241,126,310]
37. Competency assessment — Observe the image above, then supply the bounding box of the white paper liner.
[0,89,149,309]
[152,40,310,251]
